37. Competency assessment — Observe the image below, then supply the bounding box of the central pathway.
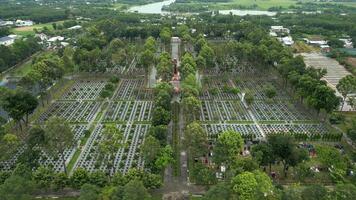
[159,37,206,196]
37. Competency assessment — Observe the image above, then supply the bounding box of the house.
[0,36,15,46]
[48,36,64,42]
[15,20,34,27]
[320,45,331,53]
[281,36,294,46]
[270,26,290,34]
[339,38,353,48]
[0,20,14,26]
[35,33,48,41]
[304,38,328,46]
[68,25,82,30]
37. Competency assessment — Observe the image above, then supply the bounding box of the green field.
[10,20,66,36]
[168,0,356,11]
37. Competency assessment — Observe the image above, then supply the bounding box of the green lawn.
[170,0,356,11]
[11,20,65,36]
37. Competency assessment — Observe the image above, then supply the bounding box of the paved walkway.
[301,53,353,111]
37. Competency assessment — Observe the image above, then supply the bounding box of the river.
[128,0,176,14]
[127,0,277,16]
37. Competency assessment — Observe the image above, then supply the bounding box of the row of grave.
[0,125,87,172]
[202,123,328,139]
[200,100,311,122]
[74,124,148,175]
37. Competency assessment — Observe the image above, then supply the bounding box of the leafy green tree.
[191,163,217,185]
[181,73,200,97]
[231,171,275,200]
[182,96,201,121]
[316,145,346,170]
[152,106,171,126]
[203,182,233,200]
[155,145,174,170]
[251,142,275,172]
[268,135,308,177]
[231,171,257,200]
[199,44,215,68]
[71,168,89,189]
[330,184,356,200]
[44,117,73,175]
[52,172,68,190]
[337,75,356,110]
[213,130,243,166]
[79,184,100,200]
[301,184,328,200]
[1,89,38,129]
[123,180,150,200]
[33,166,55,189]
[148,125,167,145]
[245,90,254,107]
[185,122,208,157]
[0,175,34,200]
[160,27,172,47]
[88,171,108,187]
[97,124,123,175]
[264,84,277,99]
[141,135,161,164]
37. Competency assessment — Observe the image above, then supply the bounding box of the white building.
[270,26,290,34]
[0,20,14,26]
[68,25,82,30]
[48,36,64,42]
[15,19,34,27]
[304,38,328,46]
[339,38,353,48]
[0,36,15,46]
[281,36,294,46]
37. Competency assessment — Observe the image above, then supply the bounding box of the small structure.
[280,36,294,46]
[35,33,48,41]
[15,19,34,27]
[0,35,17,46]
[0,20,14,27]
[339,38,353,48]
[68,25,82,30]
[320,45,331,53]
[48,36,64,42]
[304,37,328,47]
[270,26,290,34]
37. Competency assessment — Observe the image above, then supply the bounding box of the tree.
[1,89,38,129]
[244,90,254,107]
[301,184,328,200]
[316,145,346,170]
[44,117,74,175]
[155,145,174,170]
[231,171,257,200]
[123,180,150,200]
[79,184,100,200]
[148,125,167,145]
[268,135,308,177]
[336,75,356,110]
[308,84,340,114]
[213,130,243,166]
[0,175,34,200]
[251,142,275,172]
[191,163,217,185]
[182,96,201,121]
[185,122,208,157]
[71,168,89,189]
[88,171,108,187]
[203,182,232,200]
[97,124,123,175]
[199,44,215,68]
[330,184,356,200]
[264,84,277,99]
[152,106,170,126]
[231,171,275,200]
[160,27,172,48]
[141,135,161,164]
[32,166,55,189]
